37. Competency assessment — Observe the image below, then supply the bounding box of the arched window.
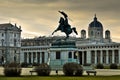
[2,33,4,37]
[1,39,4,46]
[14,39,17,46]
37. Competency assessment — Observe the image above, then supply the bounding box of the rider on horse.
[52,11,78,38]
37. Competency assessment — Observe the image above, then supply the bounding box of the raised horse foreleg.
[52,29,58,35]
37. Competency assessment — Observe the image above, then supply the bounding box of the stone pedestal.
[49,39,78,70]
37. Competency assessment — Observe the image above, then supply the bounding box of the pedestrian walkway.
[1,67,120,76]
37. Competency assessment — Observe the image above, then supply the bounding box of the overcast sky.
[0,0,120,42]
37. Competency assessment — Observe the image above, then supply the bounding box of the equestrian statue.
[52,11,78,38]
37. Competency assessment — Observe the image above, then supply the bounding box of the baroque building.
[0,23,22,64]
[20,15,120,69]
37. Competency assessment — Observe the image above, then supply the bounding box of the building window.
[1,39,4,46]
[68,52,72,58]
[14,55,16,62]
[84,51,87,64]
[1,56,4,64]
[29,52,31,64]
[91,31,93,36]
[2,33,4,37]
[14,33,16,37]
[56,51,60,59]
[102,50,106,64]
[42,52,45,63]
[108,50,112,64]
[2,50,4,53]
[97,50,100,64]
[15,50,16,53]
[97,32,100,36]
[91,51,95,64]
[114,50,119,63]
[14,39,17,46]
[37,52,40,63]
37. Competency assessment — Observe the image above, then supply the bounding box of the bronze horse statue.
[52,11,78,38]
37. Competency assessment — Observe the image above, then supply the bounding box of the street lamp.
[75,51,79,64]
[47,49,50,65]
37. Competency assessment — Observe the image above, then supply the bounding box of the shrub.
[75,67,83,76]
[110,64,118,69]
[96,63,104,69]
[63,62,83,76]
[21,62,29,68]
[83,63,91,66]
[4,62,21,76]
[34,63,51,76]
[32,62,39,66]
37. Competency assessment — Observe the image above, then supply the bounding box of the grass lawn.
[0,75,120,80]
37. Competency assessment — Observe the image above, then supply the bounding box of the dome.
[81,29,86,33]
[89,15,103,28]
[105,30,110,33]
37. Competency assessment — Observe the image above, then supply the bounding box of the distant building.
[0,23,22,64]
[76,15,120,65]
[21,15,120,69]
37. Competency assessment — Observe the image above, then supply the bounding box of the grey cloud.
[0,0,58,4]
[1,0,119,13]
[0,0,120,41]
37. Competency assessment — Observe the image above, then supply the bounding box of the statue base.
[51,39,76,48]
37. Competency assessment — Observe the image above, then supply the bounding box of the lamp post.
[47,49,50,65]
[75,51,79,64]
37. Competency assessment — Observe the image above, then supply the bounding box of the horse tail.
[72,27,78,35]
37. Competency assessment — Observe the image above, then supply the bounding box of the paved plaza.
[0,67,120,76]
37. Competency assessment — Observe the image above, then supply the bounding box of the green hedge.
[63,62,83,76]
[110,64,118,69]
[4,62,21,76]
[96,63,104,69]
[34,63,51,76]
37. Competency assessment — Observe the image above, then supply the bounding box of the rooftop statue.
[52,11,78,38]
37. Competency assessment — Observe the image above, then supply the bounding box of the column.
[100,50,103,64]
[27,52,29,63]
[112,50,114,63]
[28,52,31,64]
[31,52,33,64]
[72,51,74,62]
[82,51,84,65]
[119,50,120,64]
[33,52,35,63]
[24,52,27,63]
[86,50,91,64]
[95,51,97,64]
[40,52,42,64]
[106,50,108,64]
[35,52,37,63]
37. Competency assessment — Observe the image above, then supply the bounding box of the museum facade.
[20,15,120,69]
[0,23,22,64]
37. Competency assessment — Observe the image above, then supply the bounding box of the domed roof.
[105,30,110,32]
[105,30,110,34]
[89,15,103,28]
[81,29,86,32]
